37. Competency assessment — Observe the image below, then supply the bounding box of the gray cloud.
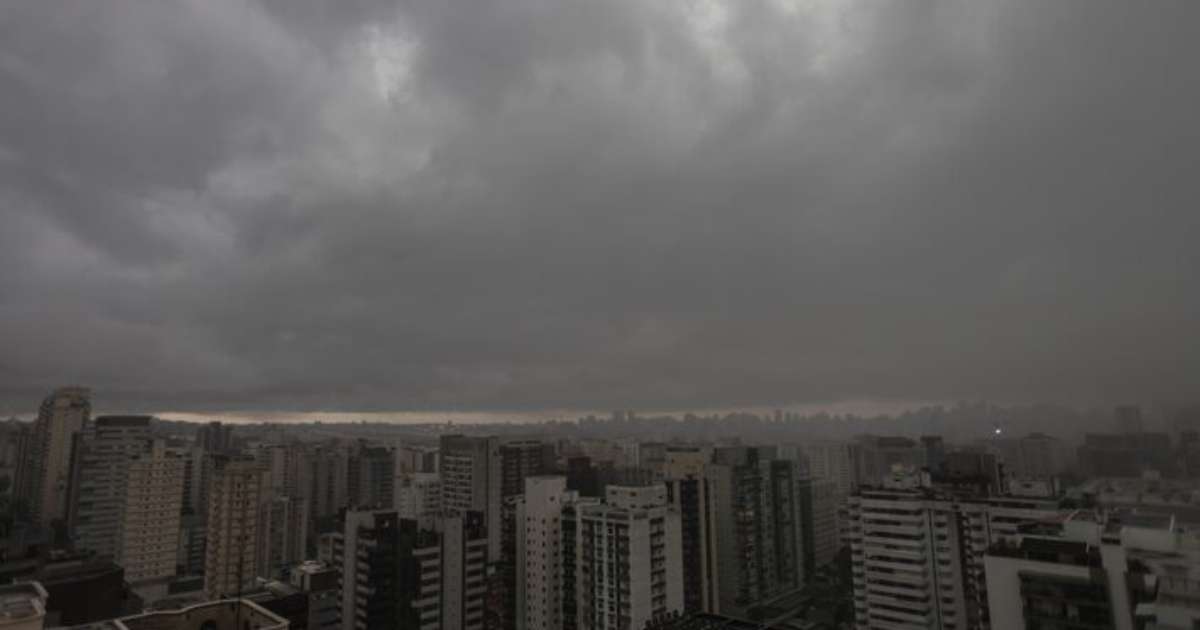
[2,0,1199,413]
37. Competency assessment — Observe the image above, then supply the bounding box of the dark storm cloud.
[2,0,1199,413]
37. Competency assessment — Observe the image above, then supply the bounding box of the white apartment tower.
[842,471,1062,630]
[119,439,186,584]
[205,455,271,600]
[396,472,442,519]
[516,476,580,630]
[570,485,684,630]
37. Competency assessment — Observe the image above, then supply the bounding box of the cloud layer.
[2,0,1199,412]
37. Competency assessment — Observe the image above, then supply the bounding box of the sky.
[2,0,1199,414]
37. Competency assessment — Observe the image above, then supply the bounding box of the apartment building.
[569,485,684,630]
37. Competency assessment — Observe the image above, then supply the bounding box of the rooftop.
[0,583,47,627]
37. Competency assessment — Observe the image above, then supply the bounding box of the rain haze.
[2,0,1199,417]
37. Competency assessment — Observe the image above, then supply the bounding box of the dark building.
[335,509,488,630]
[921,435,946,472]
[854,435,923,485]
[664,473,717,614]
[709,446,804,616]
[196,421,233,454]
[560,500,582,630]
[0,555,131,626]
[935,451,1004,495]
[336,510,424,630]
[486,497,520,630]
[347,443,395,509]
[498,439,555,498]
[565,456,601,497]
[248,581,311,630]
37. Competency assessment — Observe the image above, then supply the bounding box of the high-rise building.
[793,440,859,560]
[258,443,311,499]
[921,435,947,473]
[196,421,234,454]
[395,472,442,519]
[1013,433,1069,479]
[984,509,1200,630]
[308,442,348,526]
[291,561,340,630]
[177,515,207,576]
[346,442,394,509]
[0,420,30,498]
[118,439,186,586]
[662,449,719,615]
[796,477,839,576]
[516,476,582,630]
[67,415,153,558]
[842,473,970,630]
[334,509,488,630]
[441,435,502,560]
[853,435,923,488]
[842,470,1062,630]
[499,439,556,498]
[17,387,91,526]
[706,446,804,617]
[257,495,309,580]
[569,485,684,630]
[395,445,438,475]
[205,455,271,600]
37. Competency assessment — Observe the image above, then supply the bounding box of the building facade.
[441,435,502,561]
[119,439,186,584]
[707,447,804,617]
[67,415,154,559]
[205,455,271,599]
[569,485,684,630]
[17,387,91,526]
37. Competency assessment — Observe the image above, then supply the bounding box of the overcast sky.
[2,1,1198,414]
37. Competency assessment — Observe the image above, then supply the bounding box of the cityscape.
[4,1,1200,630]
[3,390,1200,629]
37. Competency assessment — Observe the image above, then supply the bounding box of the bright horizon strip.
[151,399,940,425]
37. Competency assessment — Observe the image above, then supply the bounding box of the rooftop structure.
[0,583,48,630]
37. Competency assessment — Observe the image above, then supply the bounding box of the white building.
[516,476,579,630]
[984,508,1200,630]
[395,472,442,519]
[570,485,684,630]
[119,440,186,585]
[205,455,271,600]
[842,470,1063,630]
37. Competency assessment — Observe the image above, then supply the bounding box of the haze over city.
[4,0,1199,416]
[7,3,1200,629]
